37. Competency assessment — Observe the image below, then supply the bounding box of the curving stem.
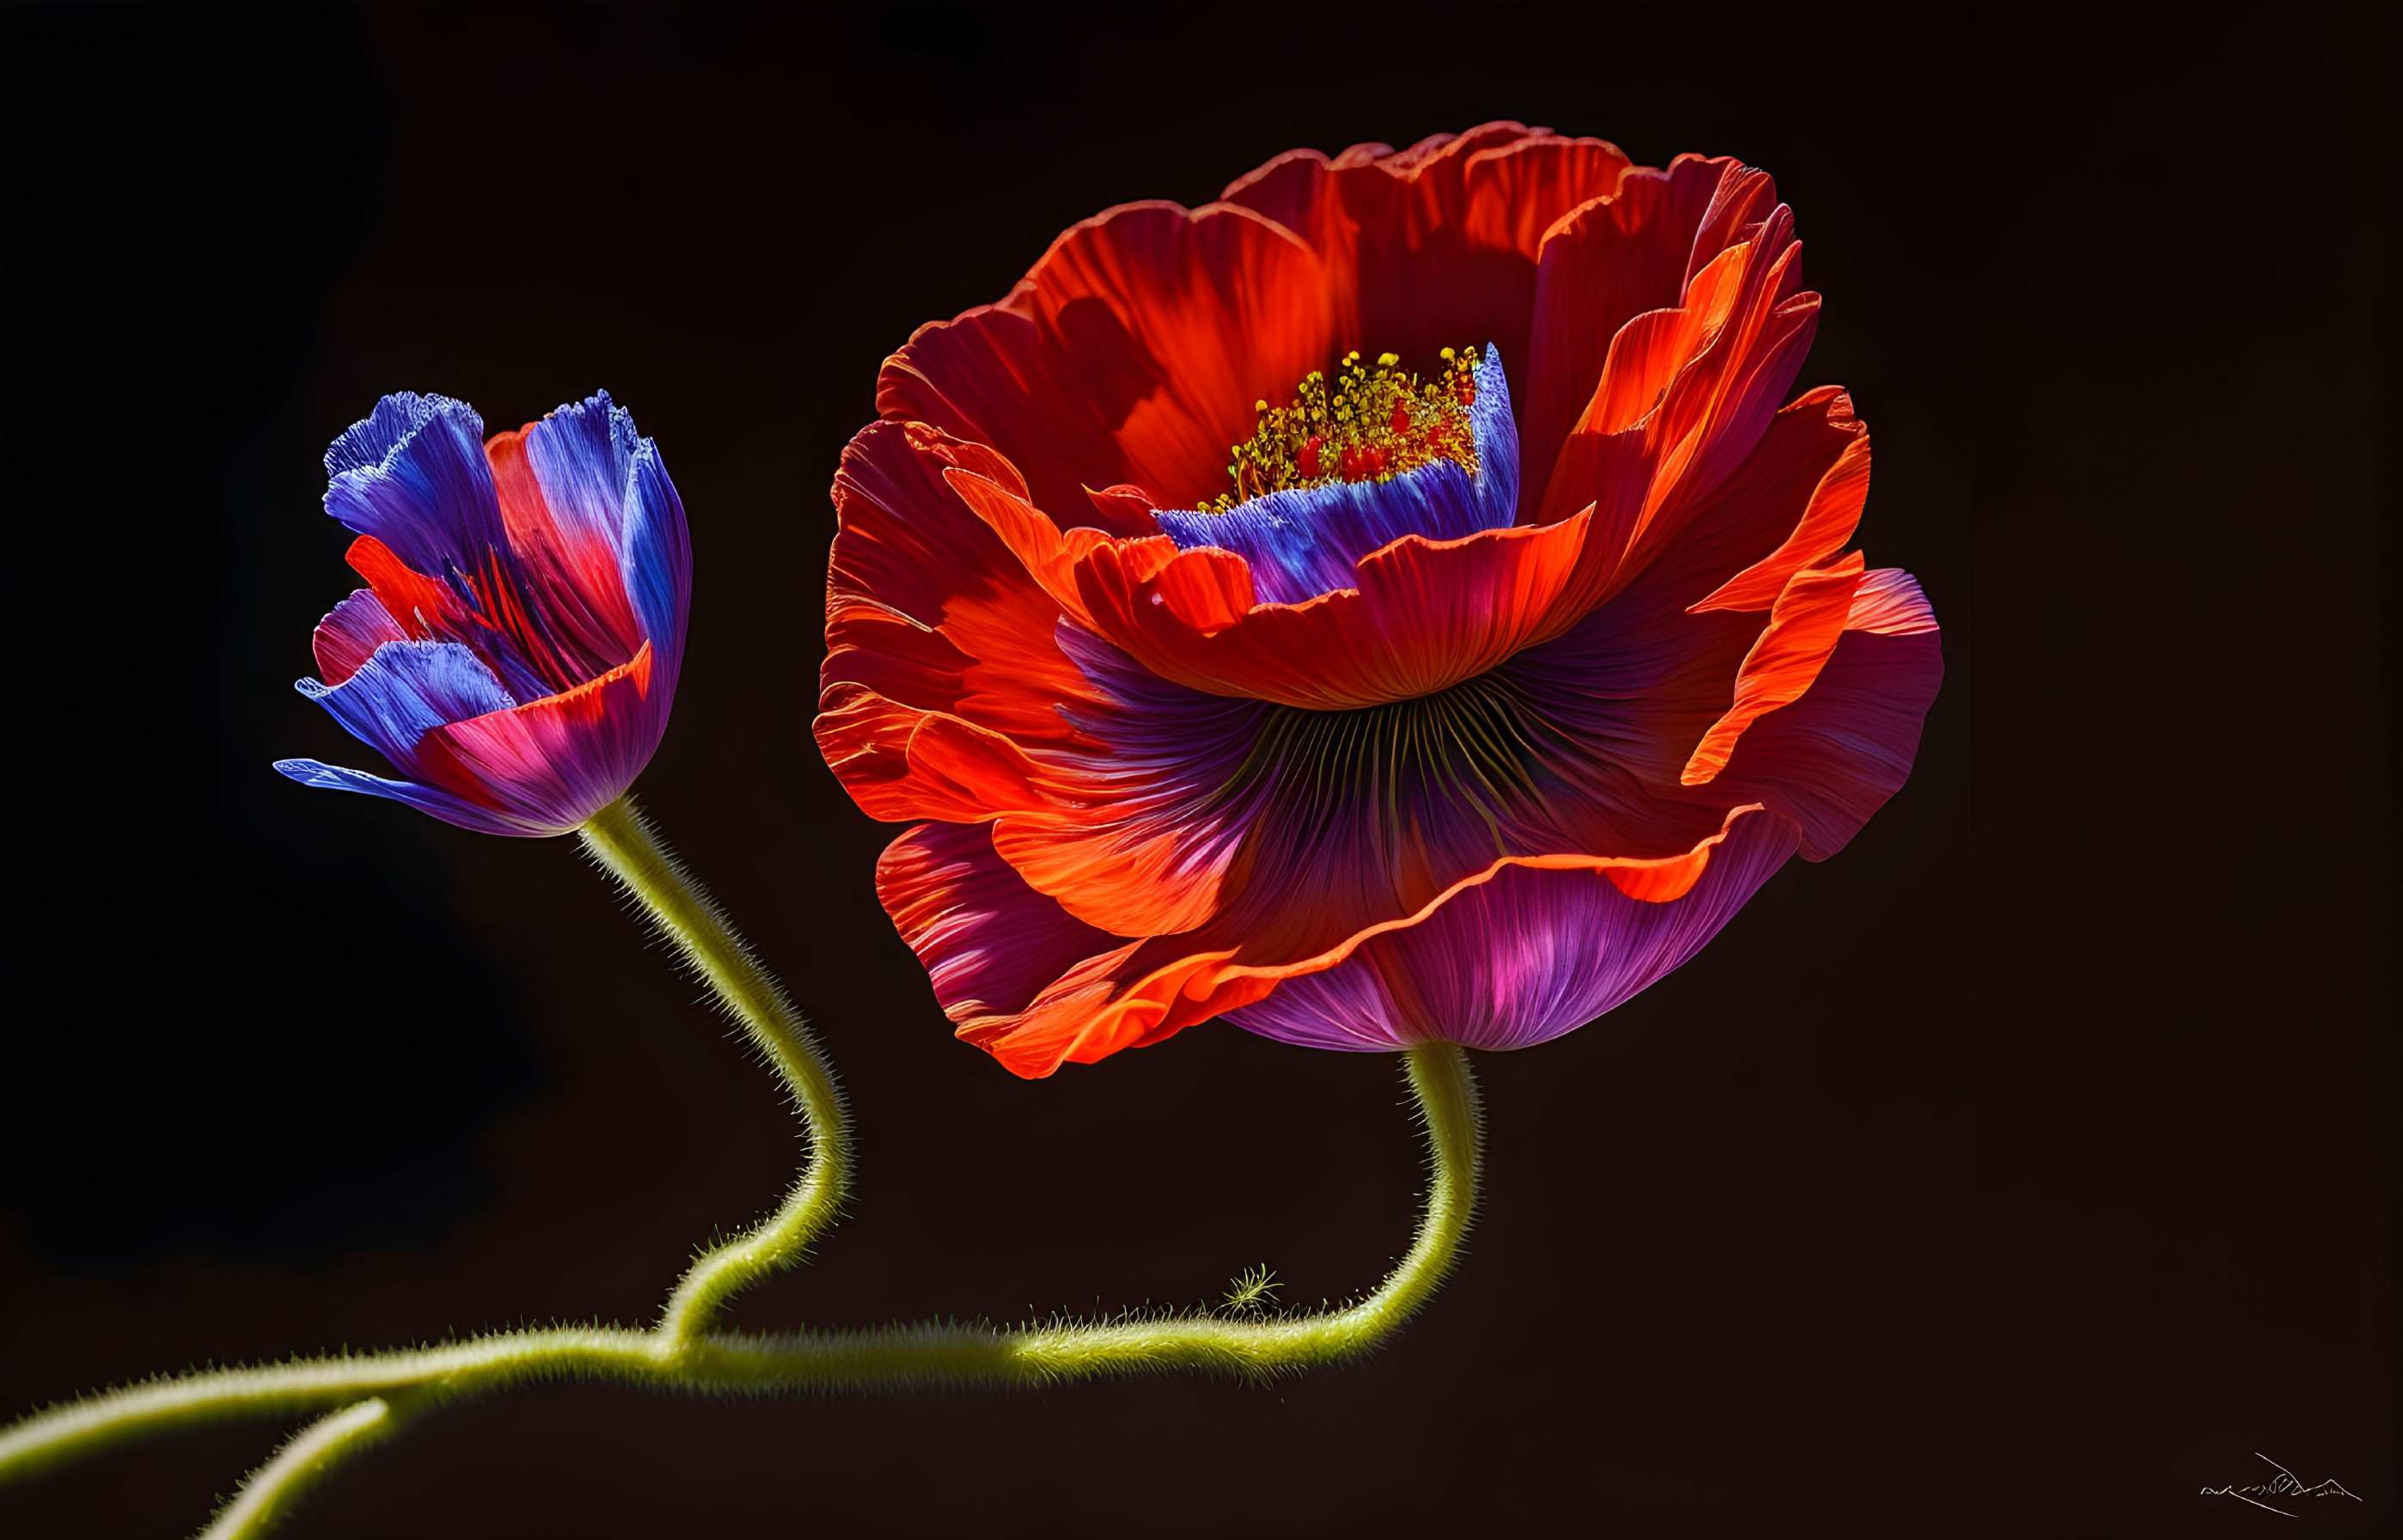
[0,803,1479,1534]
[197,1396,409,1540]
[576,795,852,1349]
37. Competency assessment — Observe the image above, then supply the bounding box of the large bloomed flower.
[818,123,1942,1078]
[277,391,689,836]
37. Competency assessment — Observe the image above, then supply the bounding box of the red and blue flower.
[818,123,1944,1077]
[277,391,689,836]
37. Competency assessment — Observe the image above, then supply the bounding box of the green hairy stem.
[577,796,853,1350]
[0,795,1483,1535]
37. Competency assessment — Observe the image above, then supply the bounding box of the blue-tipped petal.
[523,390,641,549]
[523,391,690,663]
[1153,345,1520,605]
[615,437,691,667]
[284,389,691,837]
[272,759,533,836]
[323,394,509,575]
[296,639,518,767]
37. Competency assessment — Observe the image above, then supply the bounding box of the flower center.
[1204,346,1483,515]
[1214,669,1560,857]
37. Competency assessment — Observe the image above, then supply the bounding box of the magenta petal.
[310,588,411,687]
[1224,810,1801,1051]
[875,819,1124,1026]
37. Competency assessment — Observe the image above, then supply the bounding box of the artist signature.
[2199,1452,2363,1517]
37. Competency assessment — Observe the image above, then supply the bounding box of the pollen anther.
[1205,345,1482,515]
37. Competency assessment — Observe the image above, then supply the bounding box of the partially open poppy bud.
[278,391,690,836]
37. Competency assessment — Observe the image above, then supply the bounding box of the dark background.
[2,3,2392,1536]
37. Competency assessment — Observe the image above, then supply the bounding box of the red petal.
[345,533,462,637]
[1519,155,1772,512]
[1532,210,1825,629]
[823,423,1106,751]
[814,681,1079,825]
[310,588,410,685]
[1220,122,1630,381]
[1681,551,1868,785]
[878,201,1339,516]
[483,424,643,669]
[1684,387,1871,614]
[876,821,1141,1076]
[1707,570,1943,858]
[989,801,1242,940]
[424,642,663,830]
[1071,514,1596,711]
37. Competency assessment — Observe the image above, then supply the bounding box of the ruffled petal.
[519,390,687,668]
[1523,210,1826,643]
[987,626,1268,938]
[1683,388,1870,614]
[822,422,1109,750]
[1708,569,1942,859]
[1220,123,1631,386]
[294,639,518,775]
[876,820,1143,1077]
[1681,550,1868,785]
[1519,155,1775,516]
[878,202,1339,517]
[814,679,1085,826]
[613,427,691,675]
[935,809,1770,1079]
[1067,514,1595,711]
[1225,808,1801,1051]
[289,639,663,837]
[321,394,509,577]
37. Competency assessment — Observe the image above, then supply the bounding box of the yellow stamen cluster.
[1203,345,1482,515]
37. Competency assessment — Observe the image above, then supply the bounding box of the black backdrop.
[3,4,2393,1537]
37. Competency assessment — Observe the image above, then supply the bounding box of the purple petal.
[1225,810,1801,1052]
[272,759,538,837]
[294,639,516,769]
[322,394,508,575]
[876,820,1124,1024]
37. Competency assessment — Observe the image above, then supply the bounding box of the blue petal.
[523,390,640,547]
[616,437,691,667]
[272,759,543,837]
[523,392,691,664]
[1153,346,1521,605]
[296,639,517,765]
[323,394,509,574]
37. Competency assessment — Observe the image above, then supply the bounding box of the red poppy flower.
[818,123,1941,1078]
